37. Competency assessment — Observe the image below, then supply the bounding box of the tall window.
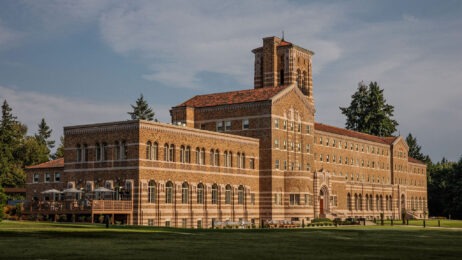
[115,141,121,160]
[165,181,173,204]
[169,144,175,162]
[164,143,169,161]
[33,173,39,183]
[102,142,108,160]
[148,180,156,203]
[290,194,300,205]
[96,143,101,161]
[228,152,232,167]
[76,144,82,161]
[214,150,220,166]
[296,69,301,87]
[225,185,232,204]
[180,145,185,163]
[54,173,61,182]
[83,144,88,161]
[238,185,244,205]
[347,193,352,211]
[196,147,200,164]
[197,183,204,204]
[199,148,204,165]
[121,141,127,159]
[146,141,152,160]
[182,182,189,204]
[152,142,158,160]
[185,146,190,163]
[212,184,218,204]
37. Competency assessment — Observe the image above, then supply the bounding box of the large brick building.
[25,36,427,227]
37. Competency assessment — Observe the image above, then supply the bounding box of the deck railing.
[91,200,132,212]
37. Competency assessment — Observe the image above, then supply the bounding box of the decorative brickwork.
[25,36,427,227]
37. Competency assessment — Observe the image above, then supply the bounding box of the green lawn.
[381,219,462,228]
[1,221,461,259]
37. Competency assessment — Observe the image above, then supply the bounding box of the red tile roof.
[26,158,64,169]
[176,86,288,108]
[314,123,396,145]
[408,157,426,165]
[278,41,292,47]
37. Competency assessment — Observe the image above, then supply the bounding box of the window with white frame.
[216,121,223,132]
[33,173,39,183]
[225,121,231,131]
[274,119,279,129]
[242,119,249,129]
[54,172,61,182]
[45,173,51,183]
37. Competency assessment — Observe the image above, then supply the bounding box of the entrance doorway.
[319,186,328,216]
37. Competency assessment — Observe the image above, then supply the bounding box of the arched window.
[389,196,393,210]
[76,144,82,161]
[228,152,232,167]
[148,180,156,203]
[121,141,127,159]
[169,144,175,162]
[380,195,384,211]
[200,148,205,165]
[214,150,220,166]
[146,141,152,160]
[197,183,204,204]
[180,145,185,163]
[365,195,369,211]
[96,142,101,161]
[369,194,373,210]
[102,142,108,160]
[212,184,218,204]
[152,142,158,160]
[83,144,88,161]
[354,194,358,211]
[182,182,189,204]
[164,143,169,161]
[296,69,301,88]
[238,185,244,205]
[196,147,200,164]
[165,181,173,204]
[185,146,190,163]
[347,193,352,211]
[376,195,380,211]
[237,152,241,168]
[241,153,245,168]
[359,194,363,211]
[114,141,120,160]
[225,185,232,204]
[224,151,228,167]
[210,149,215,165]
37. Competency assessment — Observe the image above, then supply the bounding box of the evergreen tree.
[35,118,55,150]
[340,81,398,136]
[406,133,426,160]
[0,100,25,187]
[52,136,65,159]
[0,186,6,221]
[128,94,155,121]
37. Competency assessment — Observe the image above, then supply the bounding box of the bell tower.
[252,36,314,102]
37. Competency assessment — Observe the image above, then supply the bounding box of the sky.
[0,0,461,162]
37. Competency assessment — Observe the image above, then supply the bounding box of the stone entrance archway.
[319,186,329,216]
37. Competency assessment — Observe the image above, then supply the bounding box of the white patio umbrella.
[41,189,62,194]
[62,188,83,193]
[93,187,115,193]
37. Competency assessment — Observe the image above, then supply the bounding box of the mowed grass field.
[1,221,462,259]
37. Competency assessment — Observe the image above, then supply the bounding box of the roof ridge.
[314,122,396,145]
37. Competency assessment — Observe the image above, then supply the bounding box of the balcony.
[25,199,133,214]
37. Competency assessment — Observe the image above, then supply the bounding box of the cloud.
[98,0,344,89]
[0,20,23,50]
[0,85,170,150]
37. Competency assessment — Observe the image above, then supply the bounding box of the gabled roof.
[175,85,289,108]
[408,157,426,165]
[314,123,396,145]
[26,158,64,169]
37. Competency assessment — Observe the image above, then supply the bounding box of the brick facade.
[25,36,427,227]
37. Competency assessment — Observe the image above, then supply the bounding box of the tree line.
[341,81,461,219]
